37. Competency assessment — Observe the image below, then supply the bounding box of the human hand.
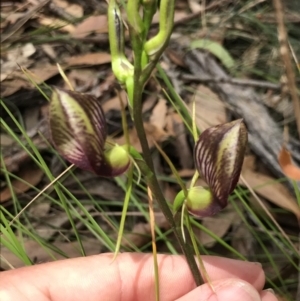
[0,253,278,301]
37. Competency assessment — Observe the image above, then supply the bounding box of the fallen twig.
[182,74,281,90]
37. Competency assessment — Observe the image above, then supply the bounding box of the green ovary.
[105,145,130,169]
[186,187,213,210]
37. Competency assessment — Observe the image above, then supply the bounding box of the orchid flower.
[49,87,130,177]
[174,119,248,217]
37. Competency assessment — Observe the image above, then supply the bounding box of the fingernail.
[265,288,275,295]
[253,262,262,267]
[214,279,261,301]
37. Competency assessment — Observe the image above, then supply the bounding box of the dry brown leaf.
[34,210,70,239]
[278,145,300,180]
[91,73,115,98]
[188,84,227,132]
[0,134,15,147]
[2,12,26,26]
[188,0,203,13]
[169,112,194,169]
[38,15,75,33]
[150,99,167,130]
[231,220,254,256]
[177,169,196,178]
[66,52,111,66]
[52,0,83,18]
[247,195,272,219]
[241,167,300,218]
[152,10,188,24]
[1,44,35,81]
[0,165,44,203]
[66,68,97,91]
[165,113,175,136]
[164,183,178,203]
[0,239,100,270]
[21,64,61,84]
[174,11,193,23]
[114,123,169,152]
[41,44,57,60]
[24,106,40,131]
[71,178,123,200]
[166,48,186,67]
[142,95,158,113]
[2,52,109,96]
[200,210,239,247]
[1,79,30,97]
[102,92,127,113]
[71,15,108,38]
[28,202,51,219]
[1,63,60,96]
[141,123,169,148]
[122,215,169,248]
[7,43,36,61]
[122,223,151,248]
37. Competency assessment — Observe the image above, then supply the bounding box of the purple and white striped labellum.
[49,88,130,177]
[191,119,248,217]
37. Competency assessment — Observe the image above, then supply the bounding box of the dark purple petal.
[49,88,100,171]
[193,119,247,213]
[49,88,128,177]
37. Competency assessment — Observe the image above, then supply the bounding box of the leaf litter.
[1,1,300,297]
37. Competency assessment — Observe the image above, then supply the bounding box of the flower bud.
[174,187,214,217]
[49,87,130,177]
[108,0,134,84]
[191,119,247,217]
[104,145,131,177]
[144,0,175,57]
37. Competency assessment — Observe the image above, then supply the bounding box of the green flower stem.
[128,9,203,283]
[113,166,133,260]
[144,0,175,57]
[185,210,212,286]
[142,0,157,40]
[108,0,124,57]
[108,0,133,83]
[140,0,174,82]
[127,0,144,37]
[126,0,144,65]
[131,146,203,286]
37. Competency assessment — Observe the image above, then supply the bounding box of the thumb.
[177,279,261,301]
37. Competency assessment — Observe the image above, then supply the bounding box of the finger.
[199,255,264,290]
[0,253,265,301]
[261,290,279,301]
[177,279,278,301]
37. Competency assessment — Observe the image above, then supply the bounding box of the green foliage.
[1,1,299,299]
[190,39,235,69]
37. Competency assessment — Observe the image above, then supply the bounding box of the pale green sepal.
[125,76,134,109]
[112,57,134,84]
[173,190,186,212]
